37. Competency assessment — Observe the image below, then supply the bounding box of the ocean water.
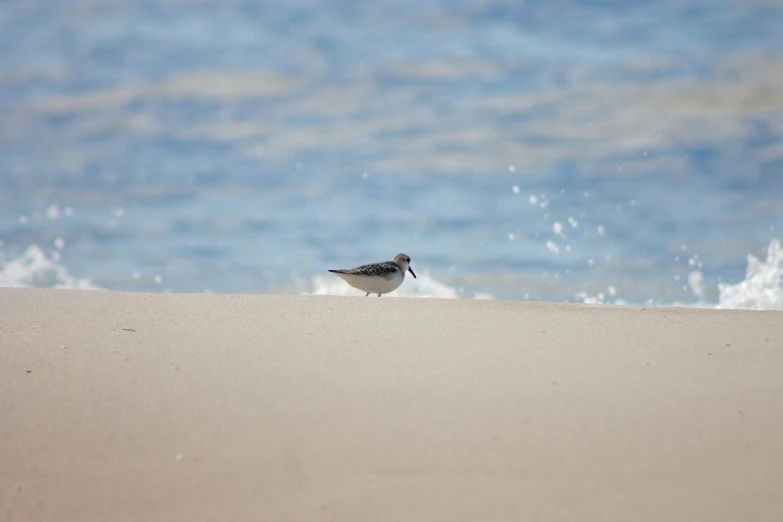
[1,0,782,309]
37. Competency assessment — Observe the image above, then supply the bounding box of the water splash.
[718,240,782,310]
[2,240,780,309]
[577,240,783,310]
[0,245,102,290]
[687,270,705,299]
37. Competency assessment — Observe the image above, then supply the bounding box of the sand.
[1,287,782,521]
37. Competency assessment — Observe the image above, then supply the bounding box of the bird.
[328,253,416,297]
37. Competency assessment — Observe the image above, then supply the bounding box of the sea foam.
[717,240,783,310]
[2,241,782,310]
[0,245,101,290]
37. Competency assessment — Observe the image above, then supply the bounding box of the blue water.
[1,0,782,307]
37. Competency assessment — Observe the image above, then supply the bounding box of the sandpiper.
[328,253,416,297]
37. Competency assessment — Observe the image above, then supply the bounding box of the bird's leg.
[377,294,382,297]
[365,292,369,297]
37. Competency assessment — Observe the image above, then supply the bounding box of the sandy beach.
[1,288,782,521]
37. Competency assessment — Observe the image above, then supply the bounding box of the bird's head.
[393,253,416,278]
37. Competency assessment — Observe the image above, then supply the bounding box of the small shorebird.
[329,253,416,297]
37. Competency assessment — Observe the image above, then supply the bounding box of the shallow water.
[1,0,782,308]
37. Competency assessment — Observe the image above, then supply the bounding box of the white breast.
[335,272,404,295]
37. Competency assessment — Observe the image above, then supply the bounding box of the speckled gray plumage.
[329,261,401,279]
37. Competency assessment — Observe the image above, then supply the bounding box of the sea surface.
[1,0,782,309]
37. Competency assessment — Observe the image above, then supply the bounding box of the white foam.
[717,240,783,310]
[2,240,780,310]
[0,245,102,290]
[578,239,783,310]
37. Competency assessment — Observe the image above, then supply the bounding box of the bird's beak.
[408,266,416,279]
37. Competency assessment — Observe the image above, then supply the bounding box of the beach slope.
[1,288,782,521]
